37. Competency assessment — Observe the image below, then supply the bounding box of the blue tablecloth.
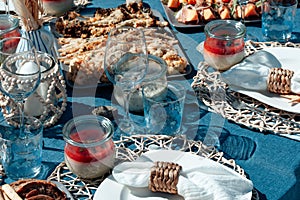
[2,1,300,200]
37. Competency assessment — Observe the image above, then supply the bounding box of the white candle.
[17,61,48,116]
[17,61,39,74]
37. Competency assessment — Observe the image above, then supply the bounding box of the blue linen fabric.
[0,1,300,200]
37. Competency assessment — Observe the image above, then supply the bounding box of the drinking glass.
[0,37,41,135]
[238,0,248,25]
[104,26,148,134]
[237,0,258,41]
[262,0,297,42]
[113,54,167,113]
[0,115,43,180]
[143,81,186,136]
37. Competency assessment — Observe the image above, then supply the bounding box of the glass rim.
[62,115,114,148]
[1,51,41,76]
[0,115,43,142]
[36,51,57,74]
[104,52,148,87]
[204,20,246,40]
[0,15,19,35]
[142,81,186,104]
[266,0,298,6]
[107,26,146,44]
[0,36,35,56]
[144,54,167,82]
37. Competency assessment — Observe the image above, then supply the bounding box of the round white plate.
[93,150,249,200]
[93,150,190,200]
[232,47,300,113]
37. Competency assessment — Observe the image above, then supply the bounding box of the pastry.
[0,179,67,200]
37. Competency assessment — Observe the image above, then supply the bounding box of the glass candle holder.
[63,115,115,179]
[0,52,67,128]
[203,20,246,71]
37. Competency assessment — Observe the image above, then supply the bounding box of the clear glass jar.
[0,14,21,39]
[203,20,246,71]
[113,54,167,113]
[63,115,115,179]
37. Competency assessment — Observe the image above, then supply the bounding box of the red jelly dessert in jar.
[203,20,246,71]
[0,15,21,60]
[63,115,115,179]
[0,15,20,38]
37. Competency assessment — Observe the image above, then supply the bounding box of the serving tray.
[50,8,192,89]
[160,0,261,28]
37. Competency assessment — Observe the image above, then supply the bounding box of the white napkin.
[221,50,300,94]
[112,154,253,200]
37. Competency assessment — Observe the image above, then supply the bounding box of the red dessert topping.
[0,28,21,52]
[204,37,244,55]
[65,130,114,163]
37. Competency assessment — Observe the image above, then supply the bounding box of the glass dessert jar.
[0,14,21,39]
[0,15,21,64]
[63,115,115,179]
[203,20,246,71]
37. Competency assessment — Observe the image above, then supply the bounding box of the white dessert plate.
[230,47,300,114]
[93,150,251,200]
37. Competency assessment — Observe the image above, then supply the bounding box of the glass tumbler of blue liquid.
[262,0,298,42]
[143,81,186,136]
[0,116,43,180]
